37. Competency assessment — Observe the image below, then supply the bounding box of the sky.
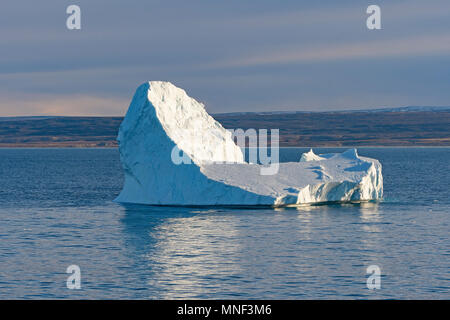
[1,0,450,116]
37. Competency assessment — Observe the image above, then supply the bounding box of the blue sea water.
[0,147,448,299]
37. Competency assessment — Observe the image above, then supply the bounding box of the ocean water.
[0,147,448,299]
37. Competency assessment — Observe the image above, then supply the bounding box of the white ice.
[115,81,383,206]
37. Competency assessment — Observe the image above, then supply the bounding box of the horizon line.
[1,105,450,118]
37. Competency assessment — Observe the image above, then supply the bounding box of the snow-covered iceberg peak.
[119,81,244,166]
[115,81,383,206]
[300,149,325,162]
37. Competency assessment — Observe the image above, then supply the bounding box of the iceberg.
[115,81,383,206]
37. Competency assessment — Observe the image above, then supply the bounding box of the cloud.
[1,0,450,115]
[0,94,129,116]
[212,33,450,68]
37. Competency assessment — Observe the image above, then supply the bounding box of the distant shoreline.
[1,110,449,148]
[1,145,449,149]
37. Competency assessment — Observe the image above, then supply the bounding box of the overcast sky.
[1,0,450,116]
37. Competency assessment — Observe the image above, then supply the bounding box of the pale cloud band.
[215,33,450,68]
[0,95,129,117]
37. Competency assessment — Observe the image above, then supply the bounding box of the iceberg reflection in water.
[120,202,385,299]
